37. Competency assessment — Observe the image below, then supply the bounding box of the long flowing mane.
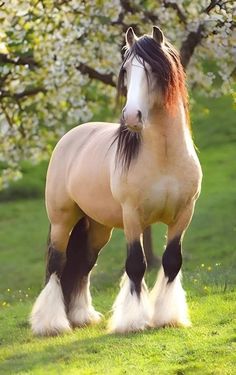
[114,34,189,171]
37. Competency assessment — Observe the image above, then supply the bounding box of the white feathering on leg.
[30,273,71,336]
[68,277,102,327]
[150,267,191,328]
[108,274,150,333]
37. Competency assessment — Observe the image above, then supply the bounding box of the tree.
[0,0,234,188]
[0,1,234,265]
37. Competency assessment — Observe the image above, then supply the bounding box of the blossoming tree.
[0,0,234,264]
[0,0,234,187]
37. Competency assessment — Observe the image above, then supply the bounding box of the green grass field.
[0,95,235,374]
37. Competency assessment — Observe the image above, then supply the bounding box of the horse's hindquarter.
[64,123,123,227]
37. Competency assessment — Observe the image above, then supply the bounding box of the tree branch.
[0,72,11,86]
[163,0,187,24]
[114,0,159,29]
[180,24,205,68]
[124,0,159,24]
[203,0,228,13]
[0,87,46,100]
[0,53,39,69]
[203,0,234,13]
[76,63,116,87]
[0,103,13,128]
[180,0,233,69]
[204,0,219,13]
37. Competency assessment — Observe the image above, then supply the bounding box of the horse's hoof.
[108,319,149,334]
[149,268,191,329]
[31,318,71,336]
[68,307,102,328]
[149,318,191,329]
[30,273,71,336]
[108,274,150,334]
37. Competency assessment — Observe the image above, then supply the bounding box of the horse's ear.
[125,27,137,48]
[152,26,164,45]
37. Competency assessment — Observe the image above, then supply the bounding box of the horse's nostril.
[137,110,142,123]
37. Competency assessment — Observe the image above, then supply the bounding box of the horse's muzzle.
[122,108,143,132]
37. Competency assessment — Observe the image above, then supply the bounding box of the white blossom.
[0,0,234,186]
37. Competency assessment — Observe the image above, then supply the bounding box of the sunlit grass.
[0,94,235,374]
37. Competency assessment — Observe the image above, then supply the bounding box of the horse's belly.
[69,170,123,228]
[75,191,123,228]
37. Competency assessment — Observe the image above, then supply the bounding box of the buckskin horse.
[31,26,202,336]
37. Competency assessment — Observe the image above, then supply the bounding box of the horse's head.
[118,26,187,131]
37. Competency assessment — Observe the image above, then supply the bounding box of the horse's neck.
[144,102,192,159]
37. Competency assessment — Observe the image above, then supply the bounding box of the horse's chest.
[112,158,201,226]
[139,176,183,224]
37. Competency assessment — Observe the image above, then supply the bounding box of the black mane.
[117,35,181,105]
[114,34,186,171]
[113,118,142,171]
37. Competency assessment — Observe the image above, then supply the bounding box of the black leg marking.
[125,240,147,295]
[45,245,66,283]
[162,236,182,283]
[61,217,98,309]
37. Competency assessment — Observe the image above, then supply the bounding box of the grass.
[0,94,235,374]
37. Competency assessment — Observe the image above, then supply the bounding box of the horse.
[30,26,202,336]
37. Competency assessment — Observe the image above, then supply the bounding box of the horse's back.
[46,122,123,227]
[51,122,118,158]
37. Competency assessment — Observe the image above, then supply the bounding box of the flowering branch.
[76,63,116,87]
[0,87,46,100]
[180,24,205,68]
[203,0,233,13]
[163,1,187,24]
[0,53,39,69]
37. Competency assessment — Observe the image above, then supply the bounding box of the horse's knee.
[125,240,147,294]
[162,236,182,282]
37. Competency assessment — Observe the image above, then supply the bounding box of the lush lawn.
[0,95,235,374]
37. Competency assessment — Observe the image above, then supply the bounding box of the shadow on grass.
[1,324,191,374]
[1,288,235,375]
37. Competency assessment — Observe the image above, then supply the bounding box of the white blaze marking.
[124,57,149,124]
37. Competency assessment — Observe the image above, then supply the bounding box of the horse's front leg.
[149,204,195,328]
[109,204,150,333]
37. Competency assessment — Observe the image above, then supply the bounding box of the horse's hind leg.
[30,204,80,336]
[61,218,112,328]
[109,204,150,333]
[150,204,195,328]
